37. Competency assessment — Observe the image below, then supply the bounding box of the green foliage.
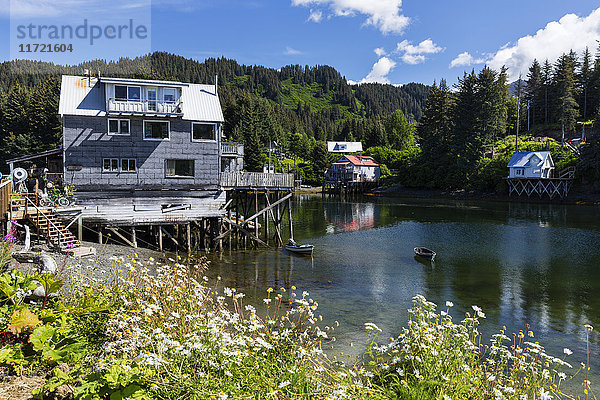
[384,110,415,151]
[8,307,40,334]
[0,270,37,306]
[368,295,586,400]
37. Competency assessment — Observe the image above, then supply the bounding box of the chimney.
[84,69,90,87]
[215,74,218,96]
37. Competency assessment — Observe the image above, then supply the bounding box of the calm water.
[203,194,600,387]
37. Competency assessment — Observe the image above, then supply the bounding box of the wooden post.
[158,225,163,252]
[227,208,232,251]
[77,215,83,241]
[288,195,293,240]
[235,194,240,248]
[98,227,103,244]
[276,192,281,246]
[254,190,259,247]
[131,227,138,248]
[187,223,192,254]
[200,219,206,251]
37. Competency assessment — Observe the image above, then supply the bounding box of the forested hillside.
[0,52,430,177]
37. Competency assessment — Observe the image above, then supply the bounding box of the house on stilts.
[506,151,575,199]
[323,154,381,194]
[1,74,295,253]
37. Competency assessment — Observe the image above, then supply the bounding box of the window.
[114,85,141,101]
[128,86,141,101]
[108,119,130,135]
[144,120,169,140]
[121,159,136,172]
[515,168,524,176]
[115,85,127,100]
[163,88,176,102]
[148,87,157,111]
[103,158,119,172]
[192,123,215,141]
[166,160,194,177]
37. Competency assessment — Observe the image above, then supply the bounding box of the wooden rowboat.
[414,247,436,261]
[285,240,314,255]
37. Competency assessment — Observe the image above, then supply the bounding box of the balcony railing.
[220,172,294,190]
[107,98,183,115]
[221,142,244,157]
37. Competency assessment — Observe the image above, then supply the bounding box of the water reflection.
[203,195,600,388]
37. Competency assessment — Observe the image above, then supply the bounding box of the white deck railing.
[221,172,294,189]
[107,98,183,115]
[221,143,244,156]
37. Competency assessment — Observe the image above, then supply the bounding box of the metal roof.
[327,141,363,153]
[6,148,63,164]
[334,155,380,167]
[100,77,189,87]
[507,151,554,168]
[58,75,224,122]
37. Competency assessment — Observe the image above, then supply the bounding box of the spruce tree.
[526,60,542,129]
[554,53,579,134]
[578,48,593,120]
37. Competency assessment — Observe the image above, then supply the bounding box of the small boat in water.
[414,247,436,261]
[285,239,314,255]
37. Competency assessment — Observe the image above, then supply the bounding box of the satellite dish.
[12,168,28,182]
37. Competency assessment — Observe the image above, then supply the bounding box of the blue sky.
[2,1,600,85]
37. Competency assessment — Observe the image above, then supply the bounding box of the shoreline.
[363,183,600,206]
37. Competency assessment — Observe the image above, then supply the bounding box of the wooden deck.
[220,172,294,190]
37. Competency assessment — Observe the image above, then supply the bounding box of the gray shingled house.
[56,75,244,226]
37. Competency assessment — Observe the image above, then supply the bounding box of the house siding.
[63,115,220,191]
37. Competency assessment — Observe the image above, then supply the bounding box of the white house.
[326,155,380,182]
[507,151,554,179]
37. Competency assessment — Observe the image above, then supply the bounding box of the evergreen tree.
[541,60,553,124]
[577,47,593,120]
[384,110,415,151]
[311,140,329,179]
[418,80,455,186]
[526,60,542,129]
[553,53,579,134]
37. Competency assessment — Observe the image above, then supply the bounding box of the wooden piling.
[187,223,191,253]
[158,225,163,252]
[288,195,293,240]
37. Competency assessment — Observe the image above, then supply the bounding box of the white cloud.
[308,9,323,22]
[449,51,486,68]
[395,38,443,64]
[351,56,397,84]
[291,0,410,34]
[284,46,303,55]
[401,54,425,65]
[374,47,387,57]
[487,7,600,80]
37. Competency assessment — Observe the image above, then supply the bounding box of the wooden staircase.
[9,193,80,252]
[30,209,80,252]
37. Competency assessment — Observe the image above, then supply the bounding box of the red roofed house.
[325,155,381,183]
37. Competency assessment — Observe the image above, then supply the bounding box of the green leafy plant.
[34,273,65,310]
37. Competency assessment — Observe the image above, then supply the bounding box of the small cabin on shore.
[507,151,554,179]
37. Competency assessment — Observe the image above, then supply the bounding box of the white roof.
[507,151,554,168]
[327,141,363,153]
[58,75,224,122]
